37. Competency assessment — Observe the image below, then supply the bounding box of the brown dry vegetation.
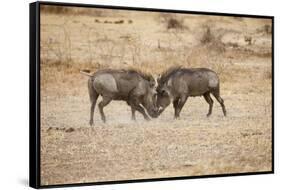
[40,5,272,186]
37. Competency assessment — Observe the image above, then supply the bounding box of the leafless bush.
[200,25,226,53]
[114,20,124,24]
[167,18,184,30]
[244,36,252,45]
[158,13,186,31]
[256,24,272,35]
[264,24,272,34]
[200,26,215,44]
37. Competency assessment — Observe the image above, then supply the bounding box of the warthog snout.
[151,107,159,118]
[144,106,159,119]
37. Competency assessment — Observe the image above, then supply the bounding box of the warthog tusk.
[158,106,164,112]
[80,70,94,77]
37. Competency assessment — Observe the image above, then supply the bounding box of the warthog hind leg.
[88,80,99,126]
[203,92,214,117]
[211,89,227,116]
[89,96,98,126]
[98,96,112,123]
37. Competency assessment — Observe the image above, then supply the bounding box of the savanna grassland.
[40,5,272,185]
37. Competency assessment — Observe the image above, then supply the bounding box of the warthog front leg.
[131,107,136,120]
[132,104,150,120]
[126,101,136,120]
[173,99,179,118]
[98,96,112,123]
[129,98,150,120]
[174,95,188,119]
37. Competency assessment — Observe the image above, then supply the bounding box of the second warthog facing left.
[156,67,227,118]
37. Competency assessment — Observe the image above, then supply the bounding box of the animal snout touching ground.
[81,67,228,125]
[156,67,227,119]
[150,107,160,118]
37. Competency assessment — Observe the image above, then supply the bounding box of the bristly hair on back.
[126,68,155,83]
[158,66,183,84]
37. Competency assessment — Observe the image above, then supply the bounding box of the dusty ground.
[40,5,272,185]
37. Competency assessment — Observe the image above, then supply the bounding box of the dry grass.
[41,120,271,185]
[40,5,272,186]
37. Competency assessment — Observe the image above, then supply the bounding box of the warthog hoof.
[89,119,93,126]
[174,116,180,120]
[144,117,151,121]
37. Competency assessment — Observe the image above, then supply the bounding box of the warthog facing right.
[80,69,158,125]
[156,67,227,118]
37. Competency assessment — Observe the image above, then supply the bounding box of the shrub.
[200,26,214,44]
[167,18,184,30]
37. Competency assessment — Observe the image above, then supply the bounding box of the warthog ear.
[157,75,161,83]
[149,78,156,88]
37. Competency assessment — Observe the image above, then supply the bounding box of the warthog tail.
[80,70,94,77]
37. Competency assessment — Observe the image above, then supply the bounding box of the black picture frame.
[30,1,274,189]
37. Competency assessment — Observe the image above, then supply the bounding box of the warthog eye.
[156,87,161,93]
[161,89,166,95]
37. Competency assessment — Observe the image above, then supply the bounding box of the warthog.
[156,67,227,118]
[80,69,158,125]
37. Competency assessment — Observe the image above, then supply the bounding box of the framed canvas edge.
[30,1,41,189]
[38,0,274,19]
[29,1,275,189]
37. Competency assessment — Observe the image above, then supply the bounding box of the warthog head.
[141,79,159,118]
[156,85,171,115]
[155,76,172,115]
